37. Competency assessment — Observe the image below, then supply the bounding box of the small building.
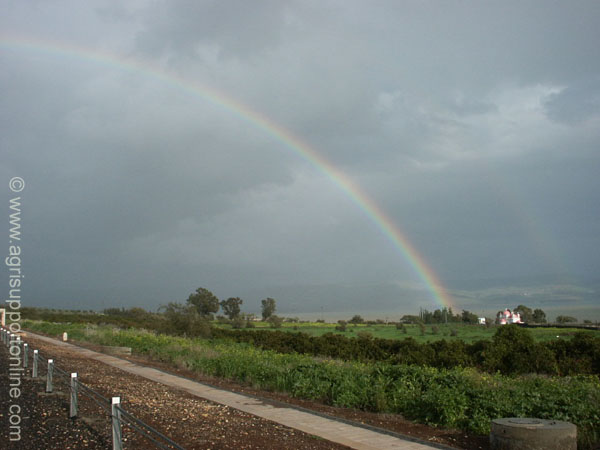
[478,317,486,325]
[497,308,522,325]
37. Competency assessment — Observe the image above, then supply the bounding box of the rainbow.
[1,35,456,310]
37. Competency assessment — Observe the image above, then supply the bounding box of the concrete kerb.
[24,330,447,450]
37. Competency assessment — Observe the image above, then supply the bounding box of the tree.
[461,310,478,324]
[514,305,533,323]
[261,298,276,320]
[187,287,219,318]
[483,325,557,375]
[220,297,243,320]
[349,315,364,325]
[158,302,212,337]
[556,315,577,324]
[336,320,347,331]
[532,308,547,324]
[400,315,422,324]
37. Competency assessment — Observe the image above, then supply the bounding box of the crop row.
[23,321,600,448]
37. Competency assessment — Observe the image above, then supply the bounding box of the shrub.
[483,325,557,375]
[268,315,283,329]
[231,316,245,329]
[336,320,347,332]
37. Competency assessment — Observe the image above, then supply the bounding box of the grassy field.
[216,321,599,344]
[22,320,600,449]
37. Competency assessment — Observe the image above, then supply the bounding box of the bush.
[483,325,557,375]
[336,320,347,332]
[268,315,283,329]
[231,316,245,329]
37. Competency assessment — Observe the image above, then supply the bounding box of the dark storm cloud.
[1,0,599,317]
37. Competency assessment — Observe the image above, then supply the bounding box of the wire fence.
[1,327,185,450]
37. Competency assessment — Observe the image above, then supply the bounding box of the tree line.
[401,305,581,325]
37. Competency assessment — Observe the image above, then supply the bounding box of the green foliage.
[21,307,600,377]
[514,304,534,323]
[420,307,461,324]
[268,314,283,329]
[335,320,347,332]
[220,297,243,320]
[547,332,600,375]
[19,306,158,329]
[532,308,547,323]
[400,315,422,324]
[261,298,276,320]
[461,310,479,324]
[557,315,578,324]
[231,315,246,329]
[23,321,600,448]
[482,325,558,375]
[158,302,212,338]
[187,287,220,318]
[349,315,364,324]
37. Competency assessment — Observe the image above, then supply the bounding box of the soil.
[3,332,490,449]
[1,336,352,450]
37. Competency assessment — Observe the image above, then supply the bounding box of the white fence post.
[46,359,54,393]
[32,350,39,378]
[70,373,78,418]
[23,343,28,368]
[111,397,123,450]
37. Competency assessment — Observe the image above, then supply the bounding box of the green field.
[216,321,599,344]
[21,320,600,449]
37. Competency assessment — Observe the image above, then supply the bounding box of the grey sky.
[2,1,599,319]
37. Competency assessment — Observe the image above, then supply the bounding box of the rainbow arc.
[0,35,456,310]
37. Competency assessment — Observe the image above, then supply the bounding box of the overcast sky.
[2,1,599,318]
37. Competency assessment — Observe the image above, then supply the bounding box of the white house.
[497,308,522,325]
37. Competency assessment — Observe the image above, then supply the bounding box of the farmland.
[216,320,599,344]
[22,319,600,449]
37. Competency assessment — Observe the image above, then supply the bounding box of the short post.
[46,359,54,393]
[62,332,68,342]
[32,350,39,378]
[111,397,123,450]
[70,373,78,418]
[23,343,28,368]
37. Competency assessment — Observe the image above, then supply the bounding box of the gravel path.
[1,335,352,449]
